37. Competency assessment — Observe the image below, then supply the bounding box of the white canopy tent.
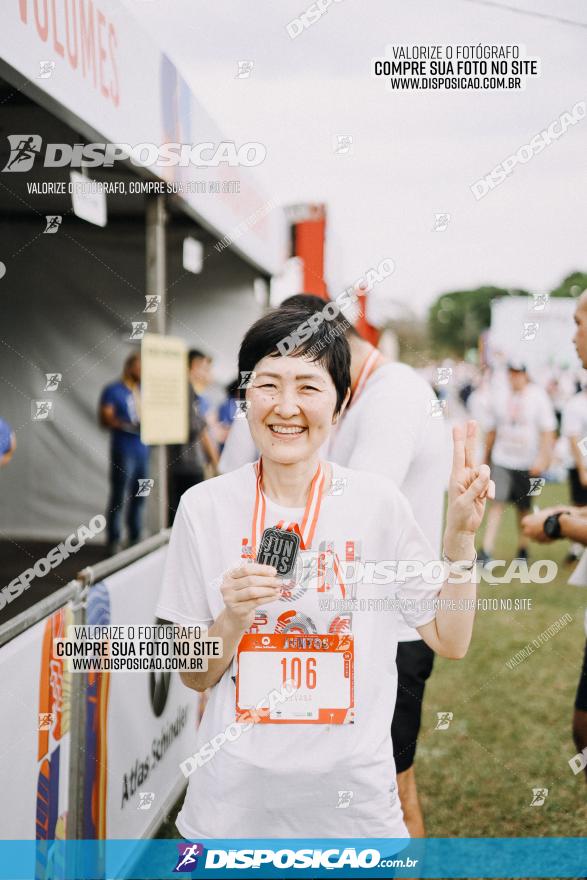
[0,1,288,540]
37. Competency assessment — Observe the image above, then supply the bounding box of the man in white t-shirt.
[479,362,556,564]
[324,323,450,839]
[219,293,450,836]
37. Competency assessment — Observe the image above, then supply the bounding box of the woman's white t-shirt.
[156,462,441,839]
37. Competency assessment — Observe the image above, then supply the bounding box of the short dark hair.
[281,292,359,338]
[188,349,211,367]
[238,305,351,415]
[282,293,329,312]
[124,352,140,370]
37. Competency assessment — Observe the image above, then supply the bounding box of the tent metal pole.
[66,579,88,850]
[145,194,169,533]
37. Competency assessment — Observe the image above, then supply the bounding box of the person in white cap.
[478,361,556,565]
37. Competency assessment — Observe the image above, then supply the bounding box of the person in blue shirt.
[168,350,220,524]
[99,353,149,554]
[0,417,16,467]
[187,349,214,422]
[216,377,239,451]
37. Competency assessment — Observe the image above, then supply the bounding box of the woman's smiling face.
[246,354,340,464]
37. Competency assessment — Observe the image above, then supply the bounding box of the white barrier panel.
[91,546,200,840]
[0,606,72,841]
[489,296,580,373]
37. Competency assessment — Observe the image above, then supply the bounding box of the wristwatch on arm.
[543,511,571,539]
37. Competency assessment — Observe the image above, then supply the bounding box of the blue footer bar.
[0,838,585,879]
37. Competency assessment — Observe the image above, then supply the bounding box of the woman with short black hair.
[157,305,493,839]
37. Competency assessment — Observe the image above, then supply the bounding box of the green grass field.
[418,481,587,839]
[156,481,587,843]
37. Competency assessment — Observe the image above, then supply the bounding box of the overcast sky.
[126,0,587,318]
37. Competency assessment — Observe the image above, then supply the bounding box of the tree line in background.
[427,271,587,358]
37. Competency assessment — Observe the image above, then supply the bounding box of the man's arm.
[569,435,587,486]
[530,430,555,476]
[558,513,587,543]
[522,509,587,544]
[484,429,496,465]
[99,403,136,432]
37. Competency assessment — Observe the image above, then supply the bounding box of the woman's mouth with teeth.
[269,425,307,436]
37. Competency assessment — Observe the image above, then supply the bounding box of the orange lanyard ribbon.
[349,347,380,408]
[251,458,326,556]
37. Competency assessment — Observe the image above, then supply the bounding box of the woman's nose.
[273,389,301,417]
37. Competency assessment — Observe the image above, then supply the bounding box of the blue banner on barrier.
[0,839,585,879]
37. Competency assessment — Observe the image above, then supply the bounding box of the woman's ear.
[335,386,351,422]
[332,387,351,423]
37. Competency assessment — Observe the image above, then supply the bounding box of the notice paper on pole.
[70,171,107,227]
[183,237,204,274]
[140,334,188,444]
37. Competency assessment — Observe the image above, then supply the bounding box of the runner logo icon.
[3,135,42,172]
[173,842,204,872]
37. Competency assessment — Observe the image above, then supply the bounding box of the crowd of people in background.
[429,354,587,564]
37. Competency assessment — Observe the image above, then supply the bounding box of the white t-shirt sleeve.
[392,492,442,630]
[345,412,416,486]
[344,378,425,485]
[156,500,214,627]
[536,388,557,432]
[218,417,258,474]
[480,399,496,432]
[561,396,583,438]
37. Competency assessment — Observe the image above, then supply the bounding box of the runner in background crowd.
[188,349,214,421]
[0,416,16,467]
[217,377,240,451]
[168,349,220,524]
[478,362,556,566]
[99,353,149,555]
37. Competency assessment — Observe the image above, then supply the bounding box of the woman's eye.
[257,383,277,390]
[301,385,320,392]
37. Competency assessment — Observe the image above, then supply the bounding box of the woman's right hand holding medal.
[221,562,282,630]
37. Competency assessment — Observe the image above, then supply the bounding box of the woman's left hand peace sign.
[445,420,495,543]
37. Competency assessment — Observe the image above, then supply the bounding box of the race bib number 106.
[236,633,354,724]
